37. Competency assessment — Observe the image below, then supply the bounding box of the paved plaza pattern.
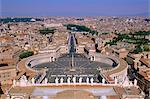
[34,53,114,83]
[32,33,116,83]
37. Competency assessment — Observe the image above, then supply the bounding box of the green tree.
[19,51,34,59]
[65,24,98,35]
[132,45,143,54]
[39,28,55,35]
[135,31,150,39]
[143,45,150,52]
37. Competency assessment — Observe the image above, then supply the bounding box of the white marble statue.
[20,75,28,86]
[60,77,64,84]
[53,57,55,62]
[90,78,94,84]
[102,78,105,84]
[31,78,35,84]
[73,76,76,84]
[115,77,118,85]
[55,77,59,85]
[86,77,90,84]
[134,79,137,86]
[67,77,71,84]
[79,77,82,84]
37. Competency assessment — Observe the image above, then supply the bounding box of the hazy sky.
[1,0,150,16]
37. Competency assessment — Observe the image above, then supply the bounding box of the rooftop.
[8,85,142,99]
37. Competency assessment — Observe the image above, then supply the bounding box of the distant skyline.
[1,0,150,16]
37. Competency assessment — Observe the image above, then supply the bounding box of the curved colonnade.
[17,52,128,84]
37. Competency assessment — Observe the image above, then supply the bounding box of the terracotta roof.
[140,58,150,68]
[0,37,14,42]
[139,69,150,81]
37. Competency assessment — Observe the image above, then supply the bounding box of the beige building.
[0,37,21,85]
[127,52,150,97]
[6,84,144,99]
[0,65,16,85]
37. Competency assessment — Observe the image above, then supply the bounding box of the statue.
[55,77,59,85]
[90,78,94,84]
[53,57,55,62]
[60,77,64,84]
[79,77,82,84]
[73,76,76,84]
[115,77,118,85]
[67,77,71,84]
[31,78,35,84]
[20,75,28,86]
[134,79,137,86]
[102,78,105,84]
[86,77,90,84]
